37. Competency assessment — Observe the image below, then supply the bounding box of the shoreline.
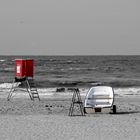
[1,86,140,98]
[0,91,140,115]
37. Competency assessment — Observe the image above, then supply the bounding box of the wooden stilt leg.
[7,78,40,101]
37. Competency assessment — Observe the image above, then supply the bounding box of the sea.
[1,55,140,96]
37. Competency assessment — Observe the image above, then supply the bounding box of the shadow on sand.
[111,111,140,115]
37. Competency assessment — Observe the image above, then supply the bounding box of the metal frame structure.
[69,88,85,116]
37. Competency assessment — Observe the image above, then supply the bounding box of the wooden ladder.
[27,79,40,101]
[69,88,85,116]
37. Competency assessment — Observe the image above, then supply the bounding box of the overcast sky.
[0,0,139,55]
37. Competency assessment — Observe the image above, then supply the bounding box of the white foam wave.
[0,82,20,89]
[0,59,5,62]
[0,83,140,97]
[4,67,14,71]
[114,87,140,96]
[37,88,87,96]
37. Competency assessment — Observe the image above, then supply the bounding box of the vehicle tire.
[83,107,87,114]
[113,105,116,114]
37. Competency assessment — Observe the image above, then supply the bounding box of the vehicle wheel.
[83,107,87,114]
[113,105,116,114]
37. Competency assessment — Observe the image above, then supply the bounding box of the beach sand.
[0,91,140,140]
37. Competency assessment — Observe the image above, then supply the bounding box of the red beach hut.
[15,59,34,78]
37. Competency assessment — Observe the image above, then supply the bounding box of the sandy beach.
[0,89,140,140]
[0,0,139,138]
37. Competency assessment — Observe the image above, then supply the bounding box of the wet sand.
[0,93,140,140]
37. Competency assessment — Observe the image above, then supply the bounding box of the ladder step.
[33,97,39,98]
[73,101,83,104]
[32,93,38,94]
[30,89,37,91]
[30,89,37,92]
[32,95,40,100]
[32,93,39,95]
[32,93,39,96]
[31,91,38,93]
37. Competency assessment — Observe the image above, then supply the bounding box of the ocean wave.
[0,84,140,97]
[1,78,139,90]
[0,60,6,62]
[27,78,140,88]
[68,67,98,71]
[106,79,140,87]
[37,87,140,96]
[114,87,140,96]
[0,82,20,89]
[4,67,14,72]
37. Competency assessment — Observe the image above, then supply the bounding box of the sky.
[0,0,139,55]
